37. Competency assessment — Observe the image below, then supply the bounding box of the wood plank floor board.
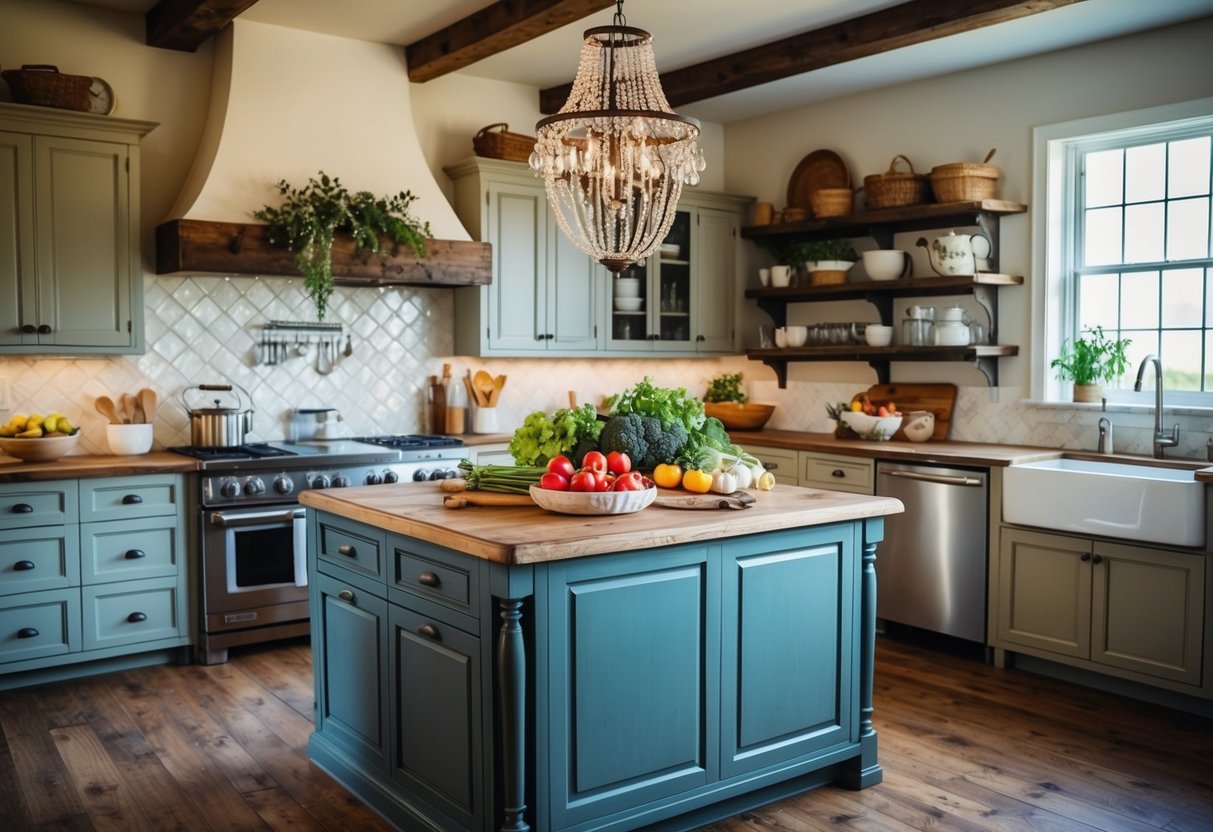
[2,635,1211,832]
[49,723,156,832]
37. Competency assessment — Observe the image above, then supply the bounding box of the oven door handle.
[210,508,306,528]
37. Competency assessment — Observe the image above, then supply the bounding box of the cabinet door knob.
[124,549,146,559]
[336,544,356,557]
[37,324,52,335]
[1080,552,1091,562]
[122,494,143,505]
[127,611,148,623]
[535,334,545,341]
[14,560,36,571]
[1092,554,1104,565]
[17,627,39,639]
[417,623,440,640]
[338,589,355,603]
[11,503,34,514]
[696,334,705,342]
[21,324,36,334]
[417,571,440,588]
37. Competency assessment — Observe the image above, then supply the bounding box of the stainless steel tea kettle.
[181,383,254,446]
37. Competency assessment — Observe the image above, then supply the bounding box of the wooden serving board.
[442,489,757,511]
[862,383,957,441]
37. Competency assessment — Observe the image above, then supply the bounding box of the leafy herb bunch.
[704,372,748,404]
[253,172,431,320]
[1050,326,1132,386]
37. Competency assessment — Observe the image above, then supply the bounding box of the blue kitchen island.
[298,483,902,832]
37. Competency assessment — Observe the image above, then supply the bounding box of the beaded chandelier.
[530,0,705,273]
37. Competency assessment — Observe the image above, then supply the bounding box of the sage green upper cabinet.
[0,103,156,354]
[447,157,600,356]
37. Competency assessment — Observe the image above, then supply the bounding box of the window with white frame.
[1038,100,1213,406]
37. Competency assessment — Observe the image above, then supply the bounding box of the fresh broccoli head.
[599,413,687,470]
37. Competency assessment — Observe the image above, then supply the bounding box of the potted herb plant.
[1050,326,1132,402]
[253,172,431,320]
[801,239,858,285]
[703,372,775,431]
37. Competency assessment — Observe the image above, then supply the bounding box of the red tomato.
[605,450,631,476]
[581,450,608,473]
[611,471,645,491]
[569,471,598,492]
[546,455,576,479]
[593,471,612,492]
[539,472,570,491]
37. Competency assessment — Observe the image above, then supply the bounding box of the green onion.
[457,460,547,494]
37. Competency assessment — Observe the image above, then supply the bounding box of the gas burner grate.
[169,443,298,461]
[350,434,465,450]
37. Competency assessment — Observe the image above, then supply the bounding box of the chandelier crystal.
[530,1,705,273]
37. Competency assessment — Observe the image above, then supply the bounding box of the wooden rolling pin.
[443,492,534,509]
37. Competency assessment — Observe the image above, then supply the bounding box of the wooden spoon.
[473,370,495,407]
[120,392,137,424]
[138,388,158,424]
[489,374,507,406]
[95,395,120,424]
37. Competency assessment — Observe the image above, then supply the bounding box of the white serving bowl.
[613,277,641,298]
[614,297,643,312]
[0,432,80,463]
[529,484,657,515]
[785,325,808,347]
[839,410,903,441]
[659,243,681,259]
[902,411,935,442]
[862,249,911,281]
[107,423,154,455]
[864,325,894,347]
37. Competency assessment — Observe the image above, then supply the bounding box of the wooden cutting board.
[863,383,957,441]
[443,489,756,510]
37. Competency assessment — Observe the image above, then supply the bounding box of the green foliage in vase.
[253,172,431,320]
[1050,326,1132,386]
[704,372,748,403]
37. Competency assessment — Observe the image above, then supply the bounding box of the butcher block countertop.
[732,429,1067,467]
[0,451,197,482]
[300,482,904,566]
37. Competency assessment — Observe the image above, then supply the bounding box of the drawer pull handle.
[417,623,440,640]
[338,590,355,603]
[764,462,778,471]
[14,560,36,571]
[1080,553,1091,562]
[11,503,34,514]
[831,469,846,478]
[417,571,440,588]
[336,544,356,557]
[122,494,143,505]
[125,549,146,560]
[127,612,147,623]
[37,324,52,335]
[21,324,36,334]
[17,627,39,639]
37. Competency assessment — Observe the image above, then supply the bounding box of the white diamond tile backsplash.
[1,273,1210,460]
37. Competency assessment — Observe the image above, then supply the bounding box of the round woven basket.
[808,269,849,285]
[809,188,853,217]
[930,149,1001,203]
[864,155,932,209]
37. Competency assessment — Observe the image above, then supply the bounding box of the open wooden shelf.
[748,344,1019,387]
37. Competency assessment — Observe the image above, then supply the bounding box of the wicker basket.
[809,188,853,218]
[808,269,849,286]
[863,155,932,209]
[930,148,1001,203]
[473,123,537,163]
[1,65,92,111]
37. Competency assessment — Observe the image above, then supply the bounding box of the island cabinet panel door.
[719,526,856,779]
[542,545,720,829]
[388,603,483,832]
[313,572,389,771]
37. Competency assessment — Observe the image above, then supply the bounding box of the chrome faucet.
[1097,417,1113,454]
[1133,354,1179,459]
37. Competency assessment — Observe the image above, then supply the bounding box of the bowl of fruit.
[0,412,81,462]
[834,396,902,441]
[530,450,657,515]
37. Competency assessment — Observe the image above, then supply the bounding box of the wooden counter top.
[300,482,903,566]
[0,451,197,482]
[732,429,1066,467]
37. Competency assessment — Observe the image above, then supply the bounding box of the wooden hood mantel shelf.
[155,219,492,287]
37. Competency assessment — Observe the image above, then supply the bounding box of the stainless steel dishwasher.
[875,461,989,642]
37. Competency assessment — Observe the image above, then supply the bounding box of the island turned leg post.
[842,533,883,788]
[498,597,530,832]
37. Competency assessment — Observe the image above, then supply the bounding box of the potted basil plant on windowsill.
[1050,326,1132,402]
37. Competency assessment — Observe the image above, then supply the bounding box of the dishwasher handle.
[879,469,983,487]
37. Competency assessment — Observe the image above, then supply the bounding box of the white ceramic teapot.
[916,231,991,276]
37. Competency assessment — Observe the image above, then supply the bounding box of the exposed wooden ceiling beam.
[145,0,261,52]
[539,0,1086,113]
[406,0,615,83]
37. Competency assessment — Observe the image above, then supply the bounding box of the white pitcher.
[916,231,990,276]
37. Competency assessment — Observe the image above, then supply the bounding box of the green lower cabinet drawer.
[79,475,180,523]
[317,517,385,586]
[0,481,78,530]
[80,516,180,584]
[1,525,80,595]
[0,588,81,664]
[82,577,182,650]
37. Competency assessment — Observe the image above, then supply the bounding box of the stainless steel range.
[174,436,467,664]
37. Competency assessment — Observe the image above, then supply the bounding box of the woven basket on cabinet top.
[930,148,1001,203]
[863,155,932,209]
[1,64,92,111]
[472,123,536,163]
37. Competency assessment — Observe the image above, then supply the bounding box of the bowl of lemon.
[0,412,81,462]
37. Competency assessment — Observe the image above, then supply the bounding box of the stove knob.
[364,472,383,486]
[383,470,400,484]
[312,474,331,490]
[273,475,295,495]
[332,474,351,488]
[436,468,458,480]
[427,470,447,481]
[244,477,266,496]
[412,469,429,482]
[220,479,241,499]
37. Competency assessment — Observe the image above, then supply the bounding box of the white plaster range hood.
[155,19,489,286]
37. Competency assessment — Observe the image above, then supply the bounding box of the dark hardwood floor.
[1,636,1210,831]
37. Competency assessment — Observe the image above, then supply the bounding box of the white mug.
[759,268,771,287]
[770,265,791,287]
[774,327,787,348]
